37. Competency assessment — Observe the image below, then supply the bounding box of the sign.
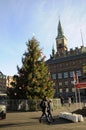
[75,82,86,89]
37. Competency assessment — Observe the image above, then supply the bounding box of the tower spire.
[58,19,64,37]
[56,19,68,56]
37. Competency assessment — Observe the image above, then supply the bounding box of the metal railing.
[6,98,61,112]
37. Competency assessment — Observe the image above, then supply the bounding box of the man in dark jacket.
[47,99,54,122]
[39,96,50,124]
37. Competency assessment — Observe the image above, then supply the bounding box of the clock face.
[58,39,62,44]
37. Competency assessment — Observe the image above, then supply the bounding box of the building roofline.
[46,53,86,64]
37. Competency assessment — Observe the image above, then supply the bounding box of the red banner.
[75,82,86,89]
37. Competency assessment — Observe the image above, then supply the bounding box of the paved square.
[0,104,86,130]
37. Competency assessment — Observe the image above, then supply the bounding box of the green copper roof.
[58,20,64,37]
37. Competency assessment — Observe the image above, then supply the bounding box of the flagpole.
[76,74,82,109]
[78,88,82,109]
[74,86,78,109]
[73,72,78,109]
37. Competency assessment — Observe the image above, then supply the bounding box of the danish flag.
[73,72,79,84]
[73,72,77,84]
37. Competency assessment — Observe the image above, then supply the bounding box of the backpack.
[40,100,46,108]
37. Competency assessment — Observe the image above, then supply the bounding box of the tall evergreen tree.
[9,37,54,99]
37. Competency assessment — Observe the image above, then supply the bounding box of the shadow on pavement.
[0,121,39,128]
[31,116,73,125]
[52,116,73,125]
[72,107,86,117]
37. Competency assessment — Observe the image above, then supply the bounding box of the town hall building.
[46,20,86,99]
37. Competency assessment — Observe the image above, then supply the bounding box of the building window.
[65,81,68,86]
[70,71,74,78]
[51,74,56,79]
[66,88,69,92]
[76,70,81,76]
[71,80,75,85]
[58,73,62,79]
[72,88,75,92]
[59,82,62,86]
[83,65,86,75]
[59,89,62,93]
[64,72,68,78]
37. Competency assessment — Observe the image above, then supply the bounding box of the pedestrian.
[60,97,64,106]
[47,99,54,122]
[39,96,50,124]
[68,97,71,107]
[71,96,74,103]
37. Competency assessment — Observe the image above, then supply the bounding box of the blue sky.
[0,0,86,76]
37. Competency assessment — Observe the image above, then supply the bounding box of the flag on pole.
[73,72,77,84]
[73,72,78,108]
[76,74,79,83]
[73,72,79,84]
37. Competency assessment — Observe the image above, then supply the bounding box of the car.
[0,104,6,119]
[0,93,7,120]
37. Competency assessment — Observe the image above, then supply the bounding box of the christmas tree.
[8,37,54,99]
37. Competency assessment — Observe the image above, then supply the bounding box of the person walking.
[39,96,50,124]
[47,99,54,122]
[60,96,64,106]
[68,97,71,107]
[71,96,74,103]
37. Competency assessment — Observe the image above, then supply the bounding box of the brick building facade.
[46,20,86,99]
[0,71,7,93]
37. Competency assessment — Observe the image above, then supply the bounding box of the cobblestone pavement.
[0,103,86,130]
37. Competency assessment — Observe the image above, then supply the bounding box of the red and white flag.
[73,72,77,84]
[73,72,79,84]
[76,74,79,83]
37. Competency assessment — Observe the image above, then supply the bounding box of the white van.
[0,93,7,119]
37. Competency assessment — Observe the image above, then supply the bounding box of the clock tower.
[56,20,68,55]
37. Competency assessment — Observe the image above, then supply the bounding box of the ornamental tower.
[56,20,68,55]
